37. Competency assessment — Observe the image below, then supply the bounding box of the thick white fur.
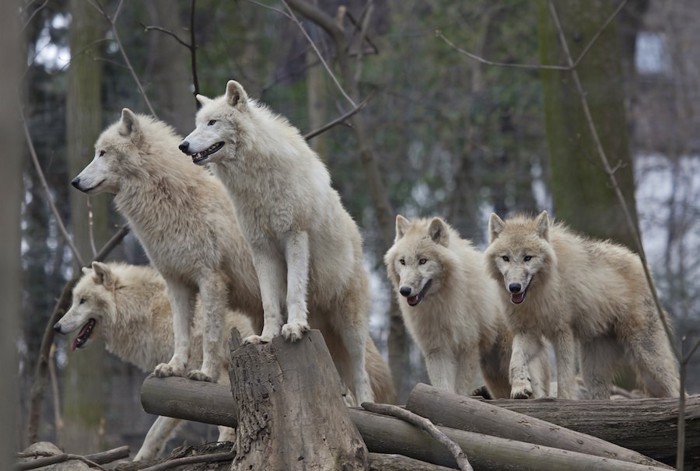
[485,211,680,399]
[55,262,255,461]
[384,216,549,398]
[72,110,262,384]
[181,81,375,403]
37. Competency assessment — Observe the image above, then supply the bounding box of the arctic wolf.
[384,215,550,398]
[72,110,393,405]
[55,262,395,460]
[485,211,680,399]
[179,81,374,403]
[54,261,255,461]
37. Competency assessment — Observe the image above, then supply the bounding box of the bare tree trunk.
[228,330,367,470]
[0,1,21,467]
[62,0,110,453]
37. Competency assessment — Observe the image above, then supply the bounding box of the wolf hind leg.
[155,280,195,378]
[134,416,184,462]
[188,270,228,382]
[580,337,620,399]
[553,328,578,399]
[626,322,680,397]
[281,231,310,341]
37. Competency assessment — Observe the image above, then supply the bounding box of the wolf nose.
[53,322,63,334]
[508,283,522,293]
[399,286,412,297]
[71,177,81,189]
[178,141,190,153]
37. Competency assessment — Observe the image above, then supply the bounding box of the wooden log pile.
[140,330,700,470]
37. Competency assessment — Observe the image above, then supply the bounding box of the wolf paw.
[242,334,272,345]
[511,380,533,399]
[281,321,310,342]
[154,362,183,378]
[187,369,214,382]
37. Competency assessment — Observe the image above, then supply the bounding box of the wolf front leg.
[552,328,578,399]
[281,231,310,341]
[509,332,546,398]
[134,416,183,461]
[245,247,285,344]
[189,270,228,382]
[424,349,457,393]
[154,279,195,378]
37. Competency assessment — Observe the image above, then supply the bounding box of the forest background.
[8,0,700,459]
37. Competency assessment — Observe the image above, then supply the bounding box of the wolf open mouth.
[510,279,532,305]
[71,318,96,351]
[407,279,433,307]
[191,142,224,165]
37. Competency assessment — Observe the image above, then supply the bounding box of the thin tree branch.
[244,0,290,18]
[141,24,191,48]
[303,92,373,141]
[437,0,628,72]
[20,104,85,267]
[362,402,473,471]
[21,0,49,31]
[189,0,200,99]
[281,0,356,107]
[353,0,374,83]
[139,451,236,471]
[17,453,105,471]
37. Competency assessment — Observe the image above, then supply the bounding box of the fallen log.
[227,329,367,470]
[405,383,668,468]
[141,376,669,471]
[481,392,700,466]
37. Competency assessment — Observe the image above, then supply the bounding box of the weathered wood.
[227,329,367,470]
[367,453,456,471]
[141,377,669,471]
[406,383,669,468]
[482,393,700,466]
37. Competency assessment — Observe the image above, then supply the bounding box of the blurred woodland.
[14,0,700,459]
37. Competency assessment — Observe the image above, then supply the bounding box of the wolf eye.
[502,256,510,262]
[418,258,427,265]
[98,150,105,157]
[79,297,86,305]
[524,255,532,262]
[207,119,217,126]
[399,258,405,266]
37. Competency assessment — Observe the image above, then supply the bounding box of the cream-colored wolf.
[385,215,550,398]
[179,81,375,403]
[485,211,680,399]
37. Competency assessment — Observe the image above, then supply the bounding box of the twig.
[20,103,85,267]
[21,0,49,31]
[361,402,473,471]
[280,0,357,107]
[353,0,374,83]
[27,225,130,444]
[92,0,157,116]
[84,445,130,464]
[48,343,63,433]
[17,453,105,470]
[141,24,190,48]
[139,451,235,471]
[303,92,373,141]
[436,0,628,72]
[189,0,199,98]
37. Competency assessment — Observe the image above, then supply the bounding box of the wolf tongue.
[511,292,526,304]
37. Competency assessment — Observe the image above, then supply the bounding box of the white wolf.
[179,81,375,403]
[54,261,255,461]
[485,211,680,399]
[384,215,550,398]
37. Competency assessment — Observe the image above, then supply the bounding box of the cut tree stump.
[405,383,669,468]
[227,329,367,470]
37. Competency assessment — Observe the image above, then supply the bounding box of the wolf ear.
[91,261,115,288]
[395,215,410,241]
[196,94,212,107]
[489,213,506,243]
[119,108,141,138]
[225,80,248,110]
[428,217,449,247]
[535,211,550,240]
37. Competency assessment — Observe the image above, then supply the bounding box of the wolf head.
[54,262,119,350]
[71,108,182,194]
[384,215,456,308]
[179,80,252,166]
[485,211,556,306]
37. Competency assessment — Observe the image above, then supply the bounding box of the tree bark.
[228,330,368,470]
[405,383,669,468]
[0,1,20,469]
[62,0,111,453]
[141,377,679,470]
[367,453,456,471]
